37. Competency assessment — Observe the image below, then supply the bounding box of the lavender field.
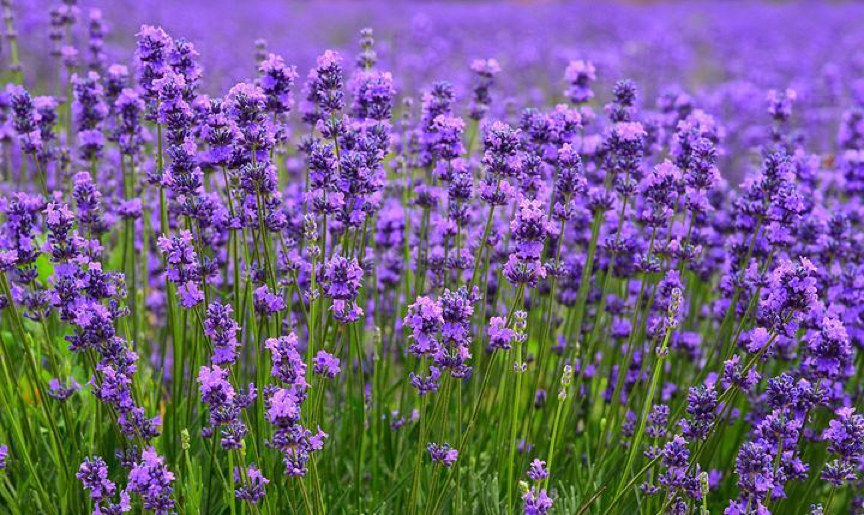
[1,0,864,514]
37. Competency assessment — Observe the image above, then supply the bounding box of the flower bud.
[561,365,573,386]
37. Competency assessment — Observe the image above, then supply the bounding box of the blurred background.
[10,0,864,167]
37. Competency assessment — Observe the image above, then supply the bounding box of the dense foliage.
[1,1,864,514]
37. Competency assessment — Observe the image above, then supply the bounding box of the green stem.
[614,324,674,498]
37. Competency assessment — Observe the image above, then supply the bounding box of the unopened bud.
[700,471,710,515]
[561,365,573,386]
[514,310,528,333]
[303,214,318,241]
[305,287,320,302]
[666,287,682,329]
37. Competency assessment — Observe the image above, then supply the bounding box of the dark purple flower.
[657,436,696,494]
[266,334,307,390]
[258,53,298,116]
[77,456,115,501]
[157,230,204,308]
[405,296,443,357]
[482,121,523,178]
[802,317,852,380]
[126,447,175,514]
[409,365,441,396]
[504,200,549,288]
[197,364,235,406]
[44,202,80,262]
[253,285,284,316]
[488,316,515,350]
[135,25,173,103]
[729,441,774,508]
[6,85,42,154]
[427,442,458,467]
[721,355,760,392]
[564,60,595,105]
[523,487,553,515]
[322,256,363,300]
[468,58,500,120]
[527,459,549,481]
[304,50,345,120]
[510,199,549,260]
[234,465,269,504]
[760,257,818,333]
[204,303,241,366]
[48,377,80,401]
[647,405,670,439]
[680,385,717,442]
[313,350,341,378]
[351,70,395,122]
[822,407,864,485]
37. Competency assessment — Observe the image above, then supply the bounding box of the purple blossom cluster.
[264,333,326,478]
[523,458,553,514]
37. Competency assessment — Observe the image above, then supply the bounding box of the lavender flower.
[7,85,41,154]
[505,199,549,288]
[802,317,852,381]
[721,355,760,392]
[266,334,307,389]
[304,50,344,121]
[427,442,458,467]
[135,25,172,104]
[47,377,80,401]
[680,385,717,442]
[78,456,116,501]
[258,53,298,116]
[204,302,241,366]
[527,459,549,481]
[488,316,515,350]
[409,365,441,396]
[234,465,269,504]
[351,70,395,122]
[565,60,596,105]
[126,447,175,514]
[522,487,553,515]
[468,58,500,120]
[760,257,818,334]
[322,255,363,300]
[265,386,326,476]
[726,441,774,514]
[253,285,284,316]
[313,350,341,378]
[405,296,443,356]
[822,407,864,485]
[157,230,204,308]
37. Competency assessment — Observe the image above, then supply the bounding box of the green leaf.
[34,252,54,287]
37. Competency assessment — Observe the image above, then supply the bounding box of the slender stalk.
[506,340,523,515]
[614,323,674,498]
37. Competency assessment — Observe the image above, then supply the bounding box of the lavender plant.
[2,2,864,515]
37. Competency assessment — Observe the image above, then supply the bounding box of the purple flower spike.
[313,350,341,378]
[427,442,458,467]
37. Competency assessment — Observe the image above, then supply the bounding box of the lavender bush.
[2,1,864,514]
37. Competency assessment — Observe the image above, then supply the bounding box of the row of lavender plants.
[1,1,864,514]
